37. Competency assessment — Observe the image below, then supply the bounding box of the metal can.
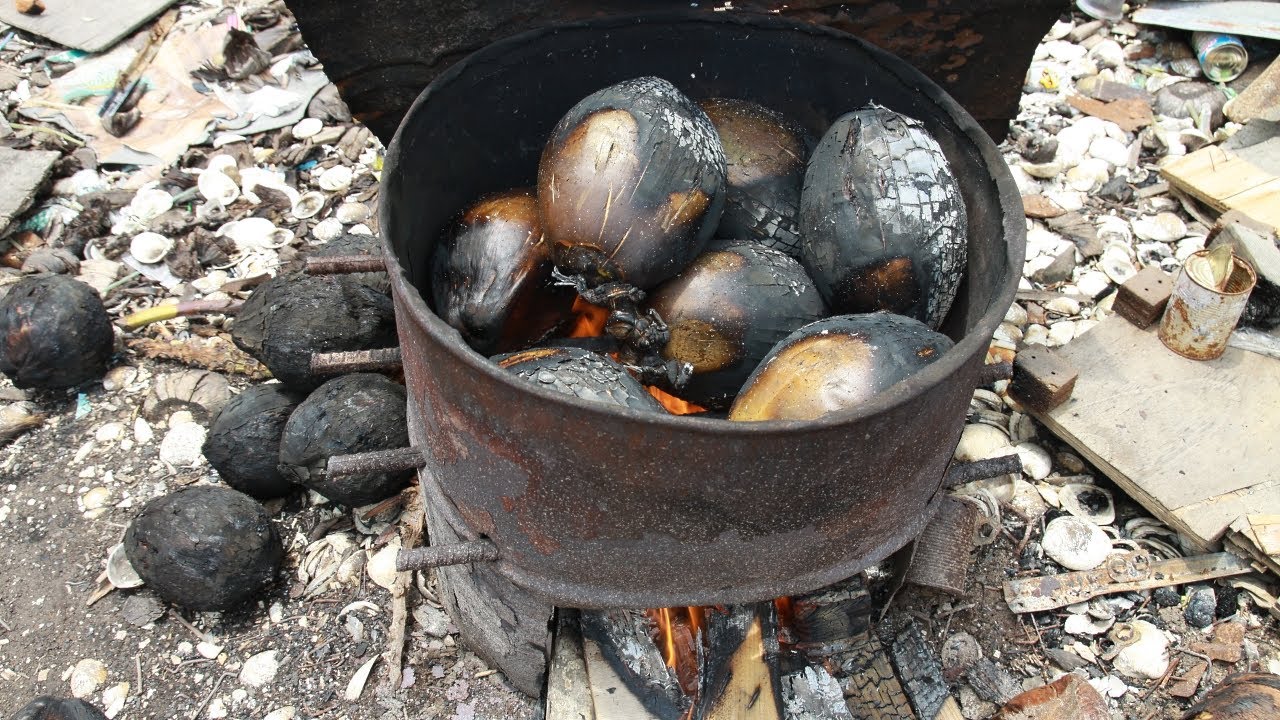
[1192,32,1249,83]
[1158,250,1257,361]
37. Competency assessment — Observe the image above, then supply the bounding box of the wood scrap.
[127,336,271,379]
[1114,267,1174,328]
[1066,94,1153,132]
[698,604,782,720]
[546,611,596,720]
[836,630,917,719]
[890,621,950,720]
[383,489,423,690]
[1022,195,1066,219]
[1162,146,1280,232]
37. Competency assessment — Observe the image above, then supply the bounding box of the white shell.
[1112,621,1170,680]
[292,117,323,139]
[198,170,240,205]
[317,165,353,193]
[240,167,300,206]
[1101,246,1138,284]
[129,232,173,264]
[291,190,325,219]
[218,217,293,251]
[367,541,400,590]
[129,188,175,221]
[312,217,345,243]
[69,659,107,699]
[1059,483,1116,525]
[1064,613,1115,636]
[206,154,239,176]
[954,423,1012,462]
[106,543,144,589]
[1014,442,1052,480]
[1042,516,1112,571]
[335,202,371,224]
[1132,212,1188,243]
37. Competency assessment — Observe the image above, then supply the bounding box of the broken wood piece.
[1003,552,1253,613]
[1114,267,1174,328]
[15,0,43,14]
[546,611,597,720]
[580,609,685,719]
[1162,146,1280,233]
[0,148,59,238]
[788,577,871,651]
[1009,346,1078,414]
[310,347,403,374]
[965,658,1022,706]
[1226,55,1280,123]
[698,603,783,720]
[781,664,854,720]
[305,254,388,275]
[580,623,665,720]
[890,621,951,720]
[905,495,981,596]
[383,489,423,690]
[837,630,917,719]
[1168,659,1208,699]
[1022,195,1065,220]
[1066,94,1153,132]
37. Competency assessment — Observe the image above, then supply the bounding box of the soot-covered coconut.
[0,275,114,390]
[646,240,826,409]
[231,272,396,391]
[495,347,665,413]
[278,373,410,506]
[800,105,967,329]
[203,384,304,499]
[700,98,809,258]
[123,486,283,611]
[432,189,575,353]
[11,697,108,720]
[538,76,727,290]
[729,312,953,422]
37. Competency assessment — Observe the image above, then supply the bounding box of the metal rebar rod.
[310,347,404,374]
[396,540,499,571]
[325,447,424,478]
[977,361,1014,387]
[944,454,1024,487]
[304,255,387,275]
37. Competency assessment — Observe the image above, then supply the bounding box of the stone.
[1096,176,1133,203]
[1152,586,1181,607]
[1047,321,1076,346]
[994,673,1109,720]
[1112,621,1170,680]
[1023,324,1049,346]
[1076,271,1111,298]
[413,605,453,638]
[1185,586,1217,628]
[1045,297,1081,316]
[1047,213,1103,258]
[1042,516,1111,571]
[1088,39,1125,69]
[240,651,279,688]
[1225,55,1280,123]
[1155,82,1228,130]
[1032,247,1077,285]
[1066,159,1109,192]
[158,422,207,466]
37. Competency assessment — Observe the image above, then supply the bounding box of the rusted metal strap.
[396,540,499,571]
[305,255,387,275]
[944,454,1023,487]
[976,361,1014,387]
[326,446,424,478]
[310,347,403,374]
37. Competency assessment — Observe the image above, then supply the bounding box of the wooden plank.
[0,148,59,238]
[581,632,662,720]
[700,605,783,720]
[1031,316,1280,549]
[1162,146,1280,232]
[0,0,178,53]
[547,612,596,720]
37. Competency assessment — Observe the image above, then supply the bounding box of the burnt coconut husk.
[431,189,575,354]
[494,346,664,413]
[123,486,283,611]
[800,105,967,329]
[11,697,109,720]
[700,98,808,258]
[203,384,305,499]
[278,373,410,506]
[729,312,953,422]
[231,272,396,391]
[538,76,726,290]
[647,240,826,409]
[0,275,114,390]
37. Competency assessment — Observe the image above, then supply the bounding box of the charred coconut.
[203,384,304,499]
[647,240,826,409]
[277,373,411,506]
[495,347,665,413]
[123,486,283,611]
[800,106,967,329]
[231,273,396,391]
[431,189,574,354]
[10,697,108,720]
[729,312,953,422]
[0,275,114,390]
[700,98,808,258]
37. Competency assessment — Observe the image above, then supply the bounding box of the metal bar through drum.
[944,454,1023,487]
[305,255,388,275]
[977,361,1013,387]
[326,446,424,478]
[397,540,499,571]
[311,347,404,374]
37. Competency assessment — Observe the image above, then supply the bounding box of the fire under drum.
[293,6,1036,700]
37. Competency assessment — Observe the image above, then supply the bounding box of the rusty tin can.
[1159,251,1257,360]
[904,494,982,596]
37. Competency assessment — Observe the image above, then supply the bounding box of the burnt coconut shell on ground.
[494,346,665,413]
[538,76,727,290]
[0,275,114,390]
[123,486,283,611]
[699,98,809,258]
[431,188,575,354]
[278,373,410,506]
[729,312,953,422]
[231,272,396,391]
[203,384,305,499]
[800,105,967,329]
[11,697,109,720]
[646,240,826,409]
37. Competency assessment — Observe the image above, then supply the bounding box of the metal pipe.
[326,446,424,478]
[944,454,1023,487]
[305,255,387,275]
[396,540,499,571]
[311,347,404,374]
[976,361,1014,387]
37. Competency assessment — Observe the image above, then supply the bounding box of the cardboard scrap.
[1066,94,1153,132]
[1226,56,1280,124]
[0,0,178,53]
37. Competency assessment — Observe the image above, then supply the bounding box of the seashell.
[1059,483,1116,525]
[69,658,107,699]
[234,249,281,278]
[1045,296,1081,316]
[1010,479,1048,520]
[335,202,370,224]
[311,217,344,243]
[1111,621,1170,680]
[198,170,240,206]
[129,188,175,222]
[1005,303,1029,327]
[1064,612,1115,636]
[129,232,173,264]
[292,117,323,139]
[103,682,130,717]
[1047,320,1076,346]
[1132,212,1187,243]
[291,191,325,219]
[219,217,292,251]
[366,540,400,590]
[1076,270,1111,298]
[1043,515,1112,571]
[106,543,144,588]
[1088,39,1125,70]
[1015,441,1052,480]
[1023,324,1050,346]
[212,132,247,148]
[1089,136,1131,168]
[348,224,374,236]
[1100,246,1138,284]
[1022,161,1063,179]
[206,154,239,177]
[240,167,300,206]
[955,423,1013,462]
[317,165,353,193]
[1066,158,1110,192]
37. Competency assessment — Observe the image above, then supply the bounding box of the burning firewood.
[495,347,666,413]
[700,98,810,258]
[123,486,283,611]
[277,373,411,506]
[646,240,826,409]
[431,189,574,354]
[697,604,784,720]
[231,273,397,391]
[0,275,115,390]
[11,696,107,720]
[800,105,968,329]
[203,385,305,500]
[729,313,953,422]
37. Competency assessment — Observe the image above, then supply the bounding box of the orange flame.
[646,386,706,415]
[567,297,609,338]
[647,606,706,696]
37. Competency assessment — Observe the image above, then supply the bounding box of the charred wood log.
[580,609,688,718]
[836,630,917,720]
[889,621,951,720]
[787,577,872,653]
[696,603,783,720]
[781,664,854,720]
[546,611,596,720]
